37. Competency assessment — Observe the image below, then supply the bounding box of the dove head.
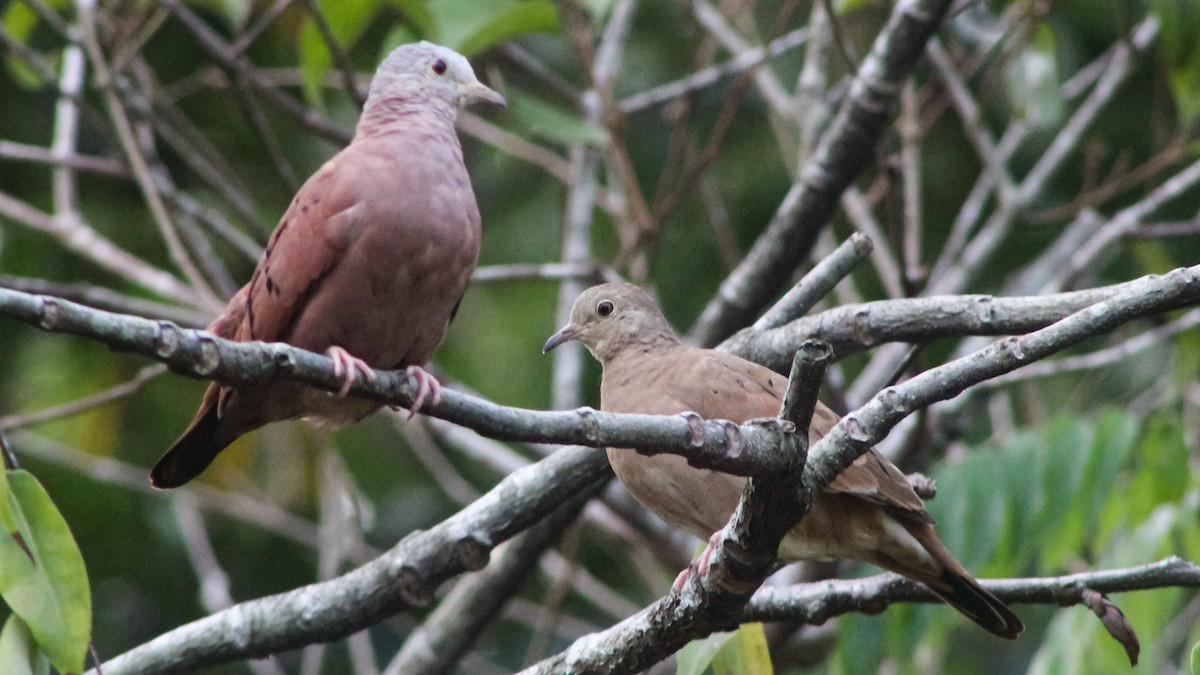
[360,41,505,133]
[544,282,683,363]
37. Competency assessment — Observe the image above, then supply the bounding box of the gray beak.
[543,324,579,353]
[460,81,507,108]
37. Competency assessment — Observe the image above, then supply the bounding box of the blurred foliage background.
[0,0,1198,673]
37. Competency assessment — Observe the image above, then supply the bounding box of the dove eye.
[432,59,448,75]
[597,300,614,317]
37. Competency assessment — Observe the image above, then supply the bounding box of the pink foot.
[404,365,442,419]
[672,531,722,592]
[326,346,376,397]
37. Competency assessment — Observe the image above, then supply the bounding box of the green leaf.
[387,0,435,37]
[2,2,36,41]
[298,0,379,105]
[0,466,19,535]
[2,3,49,89]
[509,90,607,147]
[711,622,772,675]
[677,623,773,675]
[0,470,91,675]
[676,631,726,675]
[1190,640,1200,675]
[425,0,558,56]
[0,615,50,675]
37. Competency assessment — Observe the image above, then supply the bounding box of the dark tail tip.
[151,405,229,489]
[937,571,1024,640]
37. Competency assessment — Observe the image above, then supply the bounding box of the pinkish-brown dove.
[544,282,1023,639]
[151,42,505,489]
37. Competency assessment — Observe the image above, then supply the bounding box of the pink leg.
[404,365,443,419]
[672,531,723,592]
[326,346,376,397]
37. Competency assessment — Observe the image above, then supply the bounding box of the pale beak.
[543,323,579,353]
[460,81,507,108]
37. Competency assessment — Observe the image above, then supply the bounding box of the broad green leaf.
[677,623,772,675]
[0,615,50,675]
[426,0,557,55]
[0,470,91,675]
[676,631,727,675]
[298,0,378,105]
[0,464,19,534]
[1190,640,1199,675]
[387,0,435,37]
[509,90,607,147]
[711,622,772,675]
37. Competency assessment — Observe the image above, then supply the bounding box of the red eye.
[432,59,447,75]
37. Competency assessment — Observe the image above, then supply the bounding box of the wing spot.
[266,276,278,295]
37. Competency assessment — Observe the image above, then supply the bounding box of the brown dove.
[544,282,1022,639]
[151,42,505,489]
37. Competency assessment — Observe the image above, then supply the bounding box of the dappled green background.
[0,0,1199,673]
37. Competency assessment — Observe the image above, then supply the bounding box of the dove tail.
[929,569,1024,640]
[891,519,1024,640]
[151,397,231,489]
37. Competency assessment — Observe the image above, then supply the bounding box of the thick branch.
[0,288,800,479]
[385,489,597,675]
[720,272,1200,373]
[93,446,611,675]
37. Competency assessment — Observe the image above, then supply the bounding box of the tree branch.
[92,446,611,675]
[689,0,956,345]
[721,271,1200,374]
[744,557,1200,622]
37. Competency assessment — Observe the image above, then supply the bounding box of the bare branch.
[91,445,611,675]
[744,557,1200,622]
[690,0,957,345]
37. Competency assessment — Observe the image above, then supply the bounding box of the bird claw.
[672,531,722,592]
[405,366,442,419]
[326,346,376,397]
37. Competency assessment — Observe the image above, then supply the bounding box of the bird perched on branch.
[544,282,1022,639]
[151,42,505,489]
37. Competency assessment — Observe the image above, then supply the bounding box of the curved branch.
[0,288,802,479]
[721,272,1200,373]
[93,446,611,675]
[744,557,1200,622]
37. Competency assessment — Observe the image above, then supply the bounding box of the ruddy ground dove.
[151,42,505,489]
[544,282,1022,639]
